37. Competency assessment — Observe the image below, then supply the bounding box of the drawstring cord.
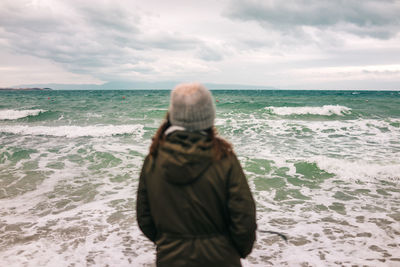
[258,230,288,243]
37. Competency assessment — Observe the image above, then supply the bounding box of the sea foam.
[0,124,144,138]
[0,109,46,120]
[310,156,400,181]
[265,105,351,116]
[1,90,399,267]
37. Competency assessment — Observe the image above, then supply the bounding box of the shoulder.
[220,150,239,163]
[212,151,241,173]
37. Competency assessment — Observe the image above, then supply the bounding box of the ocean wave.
[0,124,144,138]
[265,105,351,116]
[0,109,46,120]
[310,156,400,181]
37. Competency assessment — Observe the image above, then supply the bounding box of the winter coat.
[136,130,257,267]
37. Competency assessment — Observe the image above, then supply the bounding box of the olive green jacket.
[136,131,257,267]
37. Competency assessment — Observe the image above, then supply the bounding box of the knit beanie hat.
[169,83,216,131]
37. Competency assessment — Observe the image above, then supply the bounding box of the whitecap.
[0,109,46,120]
[265,105,351,116]
[0,124,144,138]
[310,156,400,182]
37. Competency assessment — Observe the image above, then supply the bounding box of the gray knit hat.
[169,83,216,131]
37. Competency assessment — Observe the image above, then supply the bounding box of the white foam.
[86,113,102,118]
[311,156,400,181]
[265,105,351,116]
[1,101,399,266]
[0,109,46,120]
[218,115,400,162]
[0,124,144,138]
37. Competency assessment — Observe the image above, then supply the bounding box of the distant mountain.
[13,81,275,90]
[0,87,52,91]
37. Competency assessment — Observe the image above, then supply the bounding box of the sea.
[0,89,399,266]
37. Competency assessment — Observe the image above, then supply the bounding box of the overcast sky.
[1,0,400,89]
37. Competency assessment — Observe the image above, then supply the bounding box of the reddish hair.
[149,118,170,158]
[149,115,232,161]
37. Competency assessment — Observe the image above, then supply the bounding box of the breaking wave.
[0,109,46,120]
[265,105,352,116]
[0,124,144,138]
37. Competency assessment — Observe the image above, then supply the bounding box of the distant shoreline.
[0,87,52,91]
[1,87,399,91]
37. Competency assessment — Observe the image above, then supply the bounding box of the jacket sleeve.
[136,155,157,242]
[227,154,257,258]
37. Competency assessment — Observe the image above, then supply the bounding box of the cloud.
[196,45,225,61]
[0,0,218,82]
[0,1,138,76]
[1,0,399,89]
[225,0,400,39]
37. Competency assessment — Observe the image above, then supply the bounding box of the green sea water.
[1,90,400,266]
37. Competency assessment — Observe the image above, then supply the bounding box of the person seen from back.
[136,82,257,267]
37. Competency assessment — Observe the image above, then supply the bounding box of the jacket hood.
[158,131,213,185]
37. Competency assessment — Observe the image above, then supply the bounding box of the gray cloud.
[0,0,213,81]
[362,69,400,75]
[197,45,224,61]
[0,1,138,77]
[129,66,156,74]
[137,33,200,51]
[225,0,400,39]
[1,0,399,89]
[79,4,141,33]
